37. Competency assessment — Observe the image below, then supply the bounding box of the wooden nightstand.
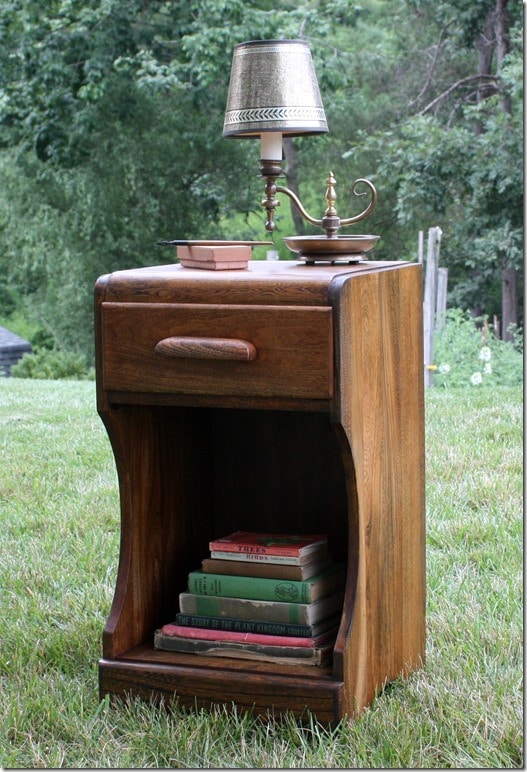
[95,259,425,723]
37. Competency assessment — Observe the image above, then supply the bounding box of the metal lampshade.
[223,39,328,138]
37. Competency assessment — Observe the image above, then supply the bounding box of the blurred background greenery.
[0,0,522,373]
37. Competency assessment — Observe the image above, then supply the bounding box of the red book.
[159,622,337,648]
[176,245,251,271]
[209,531,328,559]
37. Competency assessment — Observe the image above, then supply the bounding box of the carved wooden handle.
[155,336,257,361]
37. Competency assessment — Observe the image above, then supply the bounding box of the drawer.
[101,302,333,399]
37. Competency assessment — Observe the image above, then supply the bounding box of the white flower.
[479,346,492,362]
[484,363,492,375]
[438,363,451,374]
[470,371,483,385]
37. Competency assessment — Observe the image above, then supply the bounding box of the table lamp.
[223,39,378,263]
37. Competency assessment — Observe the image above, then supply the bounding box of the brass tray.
[283,235,379,263]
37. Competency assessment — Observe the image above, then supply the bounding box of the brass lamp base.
[283,235,379,264]
[259,164,378,261]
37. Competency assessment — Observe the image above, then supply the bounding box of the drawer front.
[101,302,333,399]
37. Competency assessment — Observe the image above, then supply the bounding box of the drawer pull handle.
[155,336,257,362]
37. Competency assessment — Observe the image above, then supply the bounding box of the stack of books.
[154,531,345,666]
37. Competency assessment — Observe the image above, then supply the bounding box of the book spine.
[201,557,329,580]
[188,570,314,603]
[154,630,330,665]
[175,612,314,637]
[210,550,302,565]
[178,593,311,624]
[160,623,315,648]
[209,532,326,558]
[209,542,303,557]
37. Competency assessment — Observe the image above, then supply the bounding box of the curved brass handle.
[339,178,378,227]
[155,336,257,361]
[260,160,377,238]
[276,175,377,236]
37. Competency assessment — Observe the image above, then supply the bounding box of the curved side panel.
[330,422,359,685]
[330,265,426,717]
[98,404,214,659]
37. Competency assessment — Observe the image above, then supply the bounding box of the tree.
[346,0,523,336]
[0,0,325,358]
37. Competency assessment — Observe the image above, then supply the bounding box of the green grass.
[0,379,523,768]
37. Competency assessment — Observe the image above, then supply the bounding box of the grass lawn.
[0,379,523,768]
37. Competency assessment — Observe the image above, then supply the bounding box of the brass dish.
[283,235,379,264]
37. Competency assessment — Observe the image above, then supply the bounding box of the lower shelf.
[99,644,345,723]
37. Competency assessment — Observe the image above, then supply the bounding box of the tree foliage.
[0,0,522,361]
[365,1,523,336]
[310,0,522,337]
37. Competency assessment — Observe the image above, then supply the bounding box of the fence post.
[435,267,448,331]
[423,226,442,387]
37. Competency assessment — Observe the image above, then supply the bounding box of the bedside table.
[95,259,425,723]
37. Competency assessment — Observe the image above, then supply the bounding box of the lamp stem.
[260,160,283,232]
[260,164,377,238]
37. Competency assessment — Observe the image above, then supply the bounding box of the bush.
[432,308,523,388]
[11,348,93,380]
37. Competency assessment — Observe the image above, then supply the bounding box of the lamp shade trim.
[224,107,327,135]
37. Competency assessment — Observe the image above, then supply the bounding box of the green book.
[174,611,340,638]
[179,590,344,625]
[187,564,345,604]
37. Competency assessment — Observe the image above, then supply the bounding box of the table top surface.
[96,259,414,307]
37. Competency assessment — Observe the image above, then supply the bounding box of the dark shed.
[0,326,32,376]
